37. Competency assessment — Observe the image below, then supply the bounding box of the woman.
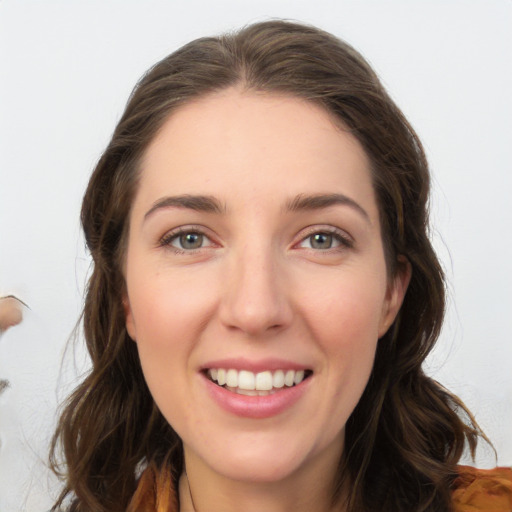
[50,21,511,512]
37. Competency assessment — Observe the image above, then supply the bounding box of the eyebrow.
[285,193,370,221]
[144,192,370,222]
[144,194,225,220]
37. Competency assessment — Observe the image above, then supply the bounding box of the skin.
[0,296,23,333]
[124,88,410,512]
[0,295,25,396]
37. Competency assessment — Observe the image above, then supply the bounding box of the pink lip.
[200,357,310,373]
[201,371,312,419]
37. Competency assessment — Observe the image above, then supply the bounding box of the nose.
[218,246,293,337]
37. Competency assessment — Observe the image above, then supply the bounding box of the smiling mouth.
[205,368,313,396]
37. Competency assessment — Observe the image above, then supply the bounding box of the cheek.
[299,271,385,408]
[320,291,380,388]
[124,267,215,398]
[128,266,215,341]
[302,269,387,347]
[126,275,210,428]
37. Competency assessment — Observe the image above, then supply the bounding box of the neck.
[178,446,347,512]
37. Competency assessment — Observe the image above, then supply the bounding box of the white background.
[0,1,511,510]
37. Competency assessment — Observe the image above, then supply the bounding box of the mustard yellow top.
[128,464,512,511]
[452,466,512,512]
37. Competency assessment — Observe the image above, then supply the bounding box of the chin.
[210,449,306,484]
[186,428,340,485]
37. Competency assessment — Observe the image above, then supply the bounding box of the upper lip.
[200,357,312,373]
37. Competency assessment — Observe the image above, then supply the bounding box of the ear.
[378,256,411,338]
[123,294,137,342]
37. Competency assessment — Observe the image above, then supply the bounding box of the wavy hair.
[50,20,483,512]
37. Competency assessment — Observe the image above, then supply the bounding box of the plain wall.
[1,1,511,510]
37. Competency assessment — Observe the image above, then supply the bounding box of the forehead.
[135,88,377,218]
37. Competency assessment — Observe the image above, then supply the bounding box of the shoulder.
[452,465,512,512]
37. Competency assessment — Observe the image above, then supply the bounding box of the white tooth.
[238,370,256,390]
[284,370,295,387]
[210,368,218,381]
[272,370,285,388]
[294,370,305,385]
[226,369,238,388]
[258,390,271,396]
[255,371,273,391]
[217,368,226,386]
[237,388,258,396]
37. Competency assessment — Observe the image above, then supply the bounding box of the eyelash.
[158,226,354,254]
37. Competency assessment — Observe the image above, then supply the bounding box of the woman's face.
[124,88,408,485]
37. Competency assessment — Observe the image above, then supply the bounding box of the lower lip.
[203,374,311,419]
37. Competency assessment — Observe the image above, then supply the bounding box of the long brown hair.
[51,20,483,512]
